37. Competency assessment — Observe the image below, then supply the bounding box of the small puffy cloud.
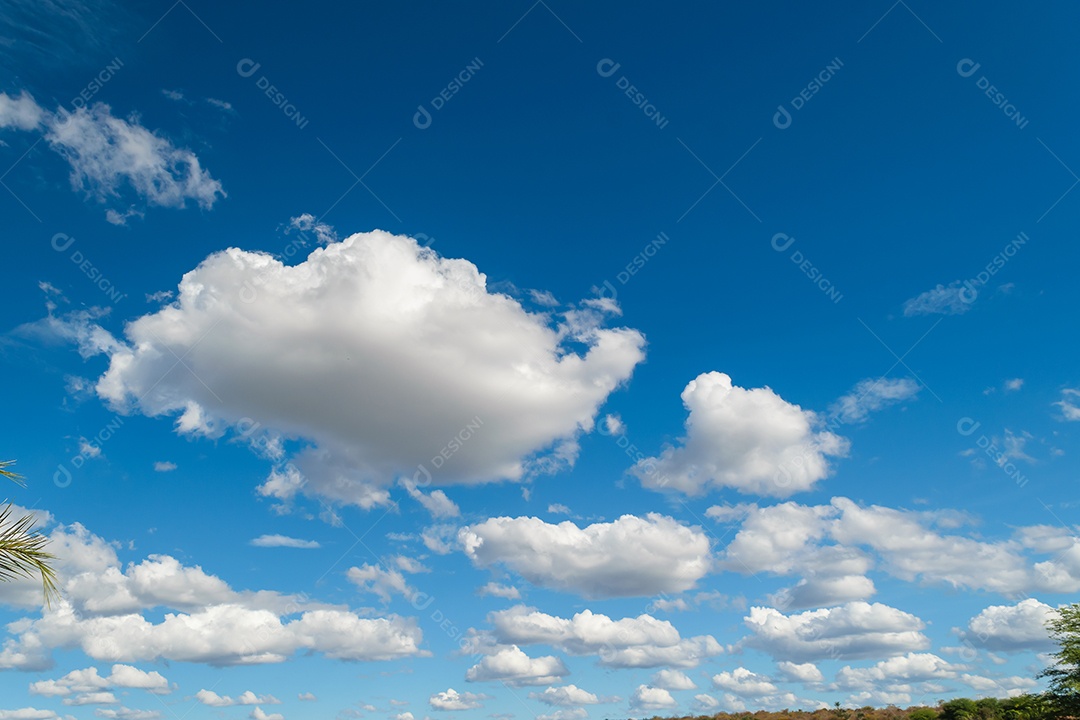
[712,668,778,697]
[249,535,320,549]
[401,479,460,519]
[250,708,284,720]
[195,690,280,707]
[630,685,677,711]
[46,103,224,210]
[477,582,520,600]
[63,691,116,705]
[64,232,644,509]
[459,514,710,598]
[529,685,601,707]
[297,693,316,701]
[484,605,721,668]
[650,669,697,691]
[346,563,414,604]
[1004,378,1024,392]
[835,653,959,690]
[152,462,176,472]
[0,710,61,720]
[630,372,848,497]
[829,378,920,425]
[743,602,929,662]
[963,599,1056,652]
[546,504,572,515]
[0,91,45,130]
[903,282,971,316]
[465,646,568,686]
[95,708,163,720]
[776,661,823,683]
[428,688,486,711]
[287,213,337,245]
[1055,389,1080,421]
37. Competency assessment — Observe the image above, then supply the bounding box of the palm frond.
[0,503,59,604]
[0,460,25,487]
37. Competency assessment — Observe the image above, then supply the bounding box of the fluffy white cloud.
[903,282,971,316]
[62,691,116,705]
[484,605,721,668]
[776,661,823,683]
[0,709,61,720]
[630,372,848,497]
[477,582,521,600]
[195,690,280,707]
[30,664,169,697]
[401,479,460,519]
[529,685,602,706]
[963,599,1056,651]
[1055,388,1080,421]
[650,669,697,691]
[829,378,920,424]
[95,708,162,720]
[459,514,710,598]
[719,497,1080,603]
[152,461,176,472]
[428,688,486,711]
[0,92,223,215]
[346,563,415,604]
[465,646,567,686]
[0,517,424,670]
[250,708,284,720]
[0,91,44,130]
[630,685,677,711]
[712,668,778,697]
[287,213,337,245]
[249,535,320,549]
[743,602,930,662]
[835,653,959,690]
[64,232,643,509]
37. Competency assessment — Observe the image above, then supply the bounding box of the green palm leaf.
[0,461,59,605]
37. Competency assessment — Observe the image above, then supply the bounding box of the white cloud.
[401,479,460,519]
[250,708,284,720]
[249,535,320,549]
[963,599,1056,651]
[0,709,60,720]
[829,377,920,424]
[484,605,721,668]
[428,689,486,711]
[903,282,971,316]
[297,693,316,701]
[459,514,710,598]
[743,602,930,662]
[529,685,602,707]
[0,519,425,670]
[95,708,162,720]
[536,710,587,720]
[30,664,169,697]
[630,372,848,497]
[346,564,414,604]
[712,668,778,697]
[477,583,520,600]
[287,213,337,245]
[195,690,280,707]
[0,91,44,130]
[776,661,823,683]
[630,685,676,711]
[65,232,643,509]
[63,691,116,705]
[1055,388,1080,421]
[650,669,697,690]
[835,653,959,690]
[1004,378,1024,392]
[464,646,567,686]
[546,504,572,515]
[152,462,176,472]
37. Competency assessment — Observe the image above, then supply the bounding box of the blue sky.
[1,2,1079,719]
